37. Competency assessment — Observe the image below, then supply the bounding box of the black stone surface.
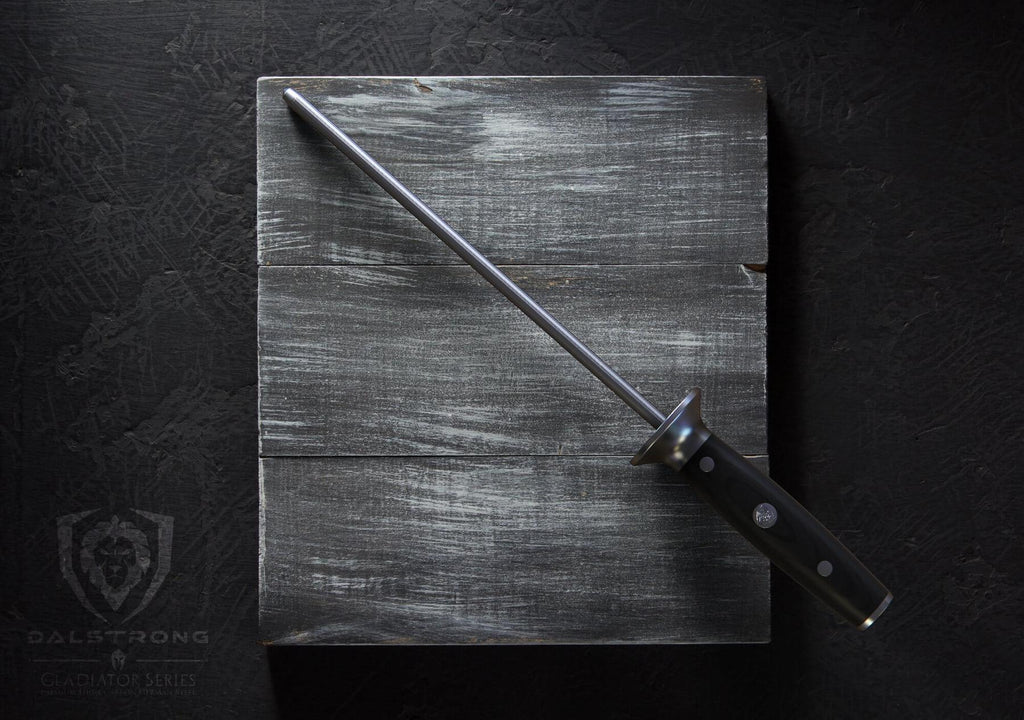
[2,1,1021,717]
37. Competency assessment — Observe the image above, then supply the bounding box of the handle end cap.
[858,592,893,630]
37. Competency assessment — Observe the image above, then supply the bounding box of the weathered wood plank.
[259,455,770,644]
[258,264,767,457]
[257,76,769,644]
[257,76,767,267]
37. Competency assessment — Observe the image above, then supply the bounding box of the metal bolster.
[631,388,712,471]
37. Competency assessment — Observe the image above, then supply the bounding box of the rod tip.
[282,87,302,110]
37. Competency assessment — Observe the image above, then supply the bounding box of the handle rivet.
[698,456,715,472]
[753,502,777,529]
[817,560,833,577]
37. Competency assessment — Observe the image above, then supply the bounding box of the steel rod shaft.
[283,87,666,428]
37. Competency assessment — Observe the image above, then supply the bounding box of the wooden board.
[258,264,768,457]
[260,456,769,644]
[257,76,767,266]
[257,76,769,644]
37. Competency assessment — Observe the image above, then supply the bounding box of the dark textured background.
[2,1,1021,718]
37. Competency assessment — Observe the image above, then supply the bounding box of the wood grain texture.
[258,264,767,457]
[257,76,767,267]
[260,455,769,644]
[257,76,768,644]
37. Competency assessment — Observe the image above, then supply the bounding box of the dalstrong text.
[27,629,209,645]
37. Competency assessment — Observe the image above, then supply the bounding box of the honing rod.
[282,87,892,629]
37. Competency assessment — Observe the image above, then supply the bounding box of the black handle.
[634,390,891,628]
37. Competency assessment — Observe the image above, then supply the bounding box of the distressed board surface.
[257,76,767,266]
[260,456,769,644]
[257,76,768,644]
[259,264,767,457]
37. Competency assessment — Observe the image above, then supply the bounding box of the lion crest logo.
[57,508,173,624]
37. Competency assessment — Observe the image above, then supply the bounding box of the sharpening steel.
[282,87,892,629]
